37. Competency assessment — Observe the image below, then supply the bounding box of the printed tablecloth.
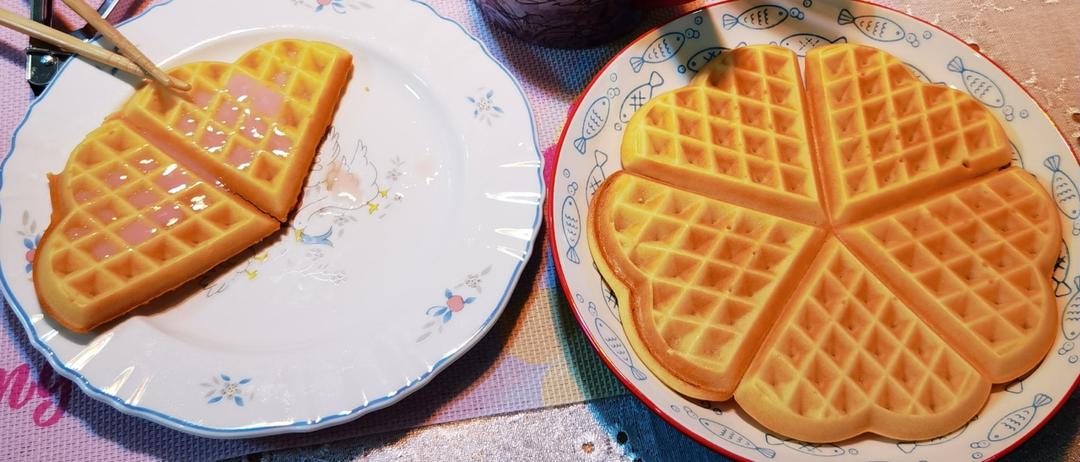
[1,1,1077,461]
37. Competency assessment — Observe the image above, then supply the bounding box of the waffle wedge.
[839,168,1060,382]
[622,45,824,225]
[805,44,1011,225]
[121,39,352,220]
[589,171,825,400]
[34,120,279,332]
[735,239,991,442]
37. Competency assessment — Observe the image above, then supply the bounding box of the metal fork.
[26,0,120,94]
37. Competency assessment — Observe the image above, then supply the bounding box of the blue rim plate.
[0,0,543,438]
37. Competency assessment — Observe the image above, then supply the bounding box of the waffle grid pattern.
[623,46,823,224]
[841,168,1059,380]
[38,121,274,322]
[809,45,1010,224]
[736,240,989,441]
[591,44,1060,442]
[122,40,351,218]
[596,172,822,398]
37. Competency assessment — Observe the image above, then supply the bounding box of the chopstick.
[0,7,187,90]
[62,0,189,91]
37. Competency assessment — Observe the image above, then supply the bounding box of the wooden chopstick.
[0,7,186,90]
[62,0,189,91]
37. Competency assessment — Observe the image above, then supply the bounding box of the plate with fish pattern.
[0,0,542,437]
[547,0,1079,460]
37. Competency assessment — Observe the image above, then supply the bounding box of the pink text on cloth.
[0,361,70,427]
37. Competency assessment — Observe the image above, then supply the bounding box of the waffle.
[121,39,353,220]
[839,168,1060,382]
[588,43,1061,442]
[33,120,279,332]
[804,44,1011,224]
[621,45,825,226]
[735,239,991,442]
[588,171,825,400]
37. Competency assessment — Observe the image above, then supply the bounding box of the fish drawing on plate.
[595,265,620,321]
[1009,140,1025,169]
[1063,276,1080,340]
[1044,154,1080,235]
[591,309,647,380]
[680,47,724,74]
[585,149,609,202]
[1005,380,1024,394]
[630,32,686,73]
[772,33,846,57]
[896,420,970,453]
[699,418,776,458]
[974,394,1052,444]
[837,8,905,42]
[723,4,792,30]
[561,185,582,264]
[904,62,942,85]
[1053,239,1071,297]
[620,71,665,123]
[947,56,1006,108]
[574,96,610,154]
[764,434,844,457]
[678,43,747,74]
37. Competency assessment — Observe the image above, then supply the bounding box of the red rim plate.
[544,1,1080,460]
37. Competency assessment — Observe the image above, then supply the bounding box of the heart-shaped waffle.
[621,45,825,225]
[839,167,1059,382]
[805,44,1012,225]
[736,238,991,442]
[587,44,1059,442]
[589,171,825,400]
[122,39,353,220]
[34,121,279,332]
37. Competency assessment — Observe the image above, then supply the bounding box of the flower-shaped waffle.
[587,44,1060,442]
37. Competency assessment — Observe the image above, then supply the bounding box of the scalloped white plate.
[0,0,542,438]
[548,1,1080,460]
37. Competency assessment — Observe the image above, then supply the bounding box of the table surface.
[254,1,1080,460]
[0,1,1077,461]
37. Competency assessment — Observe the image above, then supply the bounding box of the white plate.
[548,0,1080,460]
[0,0,542,438]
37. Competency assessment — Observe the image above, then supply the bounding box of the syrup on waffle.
[621,45,824,225]
[34,40,352,332]
[122,39,353,220]
[34,120,279,332]
[587,43,1062,442]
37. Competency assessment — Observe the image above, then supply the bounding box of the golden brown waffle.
[121,39,352,220]
[588,171,825,400]
[34,120,279,332]
[735,239,991,442]
[588,43,1061,442]
[621,45,824,225]
[805,44,1011,224]
[840,168,1060,382]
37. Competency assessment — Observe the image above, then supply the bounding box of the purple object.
[475,0,642,49]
